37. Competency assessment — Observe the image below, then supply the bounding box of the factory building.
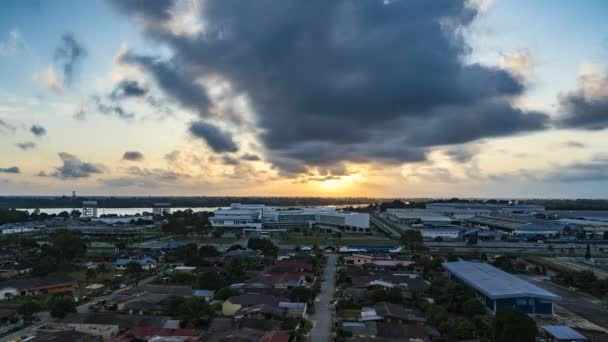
[443,261,560,315]
[426,202,545,215]
[152,203,172,217]
[210,203,369,233]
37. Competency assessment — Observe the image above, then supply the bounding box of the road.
[519,275,608,329]
[309,254,337,342]
[549,258,608,280]
[370,214,401,238]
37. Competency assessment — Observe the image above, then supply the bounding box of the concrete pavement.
[309,254,337,342]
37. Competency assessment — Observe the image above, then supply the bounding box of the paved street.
[520,275,608,329]
[309,254,337,342]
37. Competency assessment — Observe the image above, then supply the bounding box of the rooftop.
[543,325,588,340]
[443,261,561,301]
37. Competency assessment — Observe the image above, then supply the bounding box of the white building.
[152,203,172,216]
[82,201,98,218]
[210,203,370,232]
[420,228,461,240]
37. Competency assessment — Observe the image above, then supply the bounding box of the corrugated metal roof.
[543,325,587,340]
[443,261,561,301]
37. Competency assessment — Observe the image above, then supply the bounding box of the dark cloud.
[0,166,20,174]
[562,141,586,149]
[0,119,16,134]
[54,33,87,86]
[545,155,608,183]
[110,79,148,100]
[91,95,135,120]
[30,124,47,137]
[100,165,192,187]
[221,155,240,165]
[122,150,144,161]
[16,141,36,150]
[42,152,105,179]
[189,121,238,153]
[111,0,548,175]
[240,153,261,161]
[557,69,608,130]
[443,145,479,163]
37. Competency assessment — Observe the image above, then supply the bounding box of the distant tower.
[82,201,98,218]
[72,191,76,199]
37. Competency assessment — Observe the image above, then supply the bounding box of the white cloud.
[500,49,535,80]
[33,66,64,94]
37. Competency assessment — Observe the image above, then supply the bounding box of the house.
[360,302,426,325]
[342,287,369,303]
[110,327,202,342]
[193,289,215,302]
[376,322,439,341]
[0,275,76,298]
[117,292,170,315]
[114,257,157,270]
[542,326,588,342]
[343,254,374,265]
[57,313,179,331]
[341,321,377,338]
[222,294,286,316]
[248,272,306,289]
[274,260,314,272]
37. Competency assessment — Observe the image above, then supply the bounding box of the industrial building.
[420,228,462,240]
[442,261,560,315]
[426,202,545,215]
[465,215,564,237]
[152,203,172,216]
[210,203,369,233]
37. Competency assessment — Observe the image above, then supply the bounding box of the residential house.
[274,260,314,272]
[360,302,427,325]
[110,327,202,342]
[341,321,377,339]
[114,257,157,270]
[0,275,76,299]
[222,294,286,316]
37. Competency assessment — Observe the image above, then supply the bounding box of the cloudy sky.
[1,0,608,198]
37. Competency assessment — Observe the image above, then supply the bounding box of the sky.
[1,0,608,198]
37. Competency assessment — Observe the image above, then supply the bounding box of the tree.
[215,287,237,301]
[197,271,226,291]
[165,296,214,328]
[604,231,608,240]
[48,295,76,318]
[18,300,42,320]
[492,308,537,342]
[462,297,486,316]
[86,268,98,282]
[248,238,279,258]
[97,263,108,274]
[386,287,403,304]
[125,262,143,280]
[289,287,313,303]
[585,243,591,260]
[399,230,424,254]
[450,317,476,339]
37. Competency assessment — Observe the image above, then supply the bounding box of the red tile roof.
[110,327,201,341]
[261,331,290,342]
[275,260,313,270]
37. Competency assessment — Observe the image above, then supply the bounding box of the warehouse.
[442,261,560,315]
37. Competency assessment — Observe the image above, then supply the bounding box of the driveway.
[309,253,337,342]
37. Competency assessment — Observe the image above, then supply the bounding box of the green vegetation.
[33,229,87,276]
[399,230,424,254]
[248,238,279,258]
[165,296,214,328]
[162,209,211,235]
[492,307,537,342]
[48,294,76,318]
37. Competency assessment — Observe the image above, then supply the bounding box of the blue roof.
[164,241,189,249]
[443,261,561,301]
[193,289,215,297]
[115,257,156,266]
[543,326,587,340]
